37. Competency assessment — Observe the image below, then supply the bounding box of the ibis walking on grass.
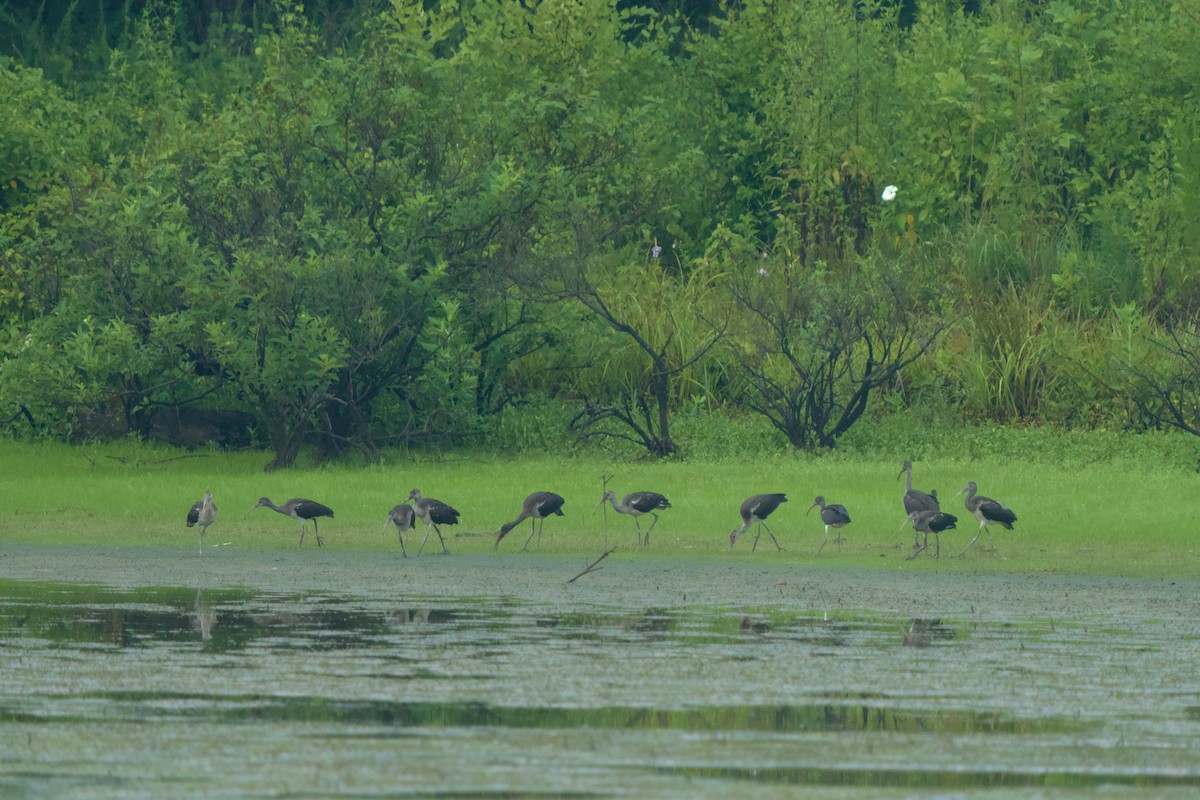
[595,490,671,546]
[496,491,566,551]
[730,493,788,552]
[384,503,417,557]
[904,509,959,560]
[250,497,334,548]
[406,489,460,556]
[808,496,851,555]
[953,481,1017,557]
[898,460,939,548]
[186,490,217,555]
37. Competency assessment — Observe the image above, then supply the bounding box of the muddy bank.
[3,542,1196,624]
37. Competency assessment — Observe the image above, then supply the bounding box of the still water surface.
[2,575,1199,798]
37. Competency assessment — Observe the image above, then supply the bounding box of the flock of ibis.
[186,461,1018,559]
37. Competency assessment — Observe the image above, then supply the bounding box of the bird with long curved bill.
[808,496,851,555]
[594,490,671,546]
[249,497,334,548]
[186,491,217,555]
[383,503,416,557]
[953,481,1017,557]
[496,491,565,551]
[903,509,958,560]
[406,489,460,556]
[897,459,939,549]
[730,494,788,552]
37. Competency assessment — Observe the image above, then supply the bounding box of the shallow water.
[1,548,1200,797]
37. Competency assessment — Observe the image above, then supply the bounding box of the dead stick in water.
[568,547,616,583]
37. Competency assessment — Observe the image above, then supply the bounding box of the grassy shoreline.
[0,436,1197,579]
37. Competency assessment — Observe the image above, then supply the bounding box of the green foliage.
[2,0,1200,461]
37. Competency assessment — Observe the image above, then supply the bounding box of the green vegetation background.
[1,1,1199,571]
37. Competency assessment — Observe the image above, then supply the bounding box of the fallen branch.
[568,547,616,583]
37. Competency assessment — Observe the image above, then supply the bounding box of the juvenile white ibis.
[904,509,958,560]
[185,490,217,555]
[953,481,1017,557]
[406,489,460,556]
[808,496,851,555]
[383,503,416,558]
[250,497,334,548]
[729,493,788,551]
[496,491,566,551]
[898,459,939,548]
[595,490,671,546]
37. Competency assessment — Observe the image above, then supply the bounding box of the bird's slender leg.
[907,532,929,561]
[762,521,783,551]
[644,513,660,545]
[314,519,323,548]
[298,521,306,548]
[751,523,761,552]
[986,526,997,553]
[523,519,538,551]
[956,525,983,558]
[432,524,449,555]
[633,518,644,546]
[398,528,408,559]
[416,523,433,556]
[816,525,830,556]
[933,532,940,560]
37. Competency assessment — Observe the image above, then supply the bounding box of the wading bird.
[953,481,1017,557]
[904,509,958,560]
[898,459,939,548]
[250,497,334,548]
[808,496,851,555]
[730,493,788,552]
[186,490,217,555]
[406,489,460,556]
[496,491,566,551]
[383,503,416,558]
[595,490,671,546]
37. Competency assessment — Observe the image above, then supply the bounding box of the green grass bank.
[0,429,1197,579]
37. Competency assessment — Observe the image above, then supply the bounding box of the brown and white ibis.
[898,459,939,548]
[250,497,334,548]
[186,490,217,555]
[729,493,788,552]
[904,509,958,560]
[595,490,671,546]
[953,481,1017,557]
[496,491,566,551]
[808,496,851,555]
[406,489,460,556]
[383,503,416,558]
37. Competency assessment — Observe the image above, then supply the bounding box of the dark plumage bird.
[496,491,566,551]
[954,481,1017,557]
[595,490,671,546]
[406,489,460,556]
[729,493,788,552]
[186,490,217,556]
[905,509,959,560]
[384,503,416,558]
[898,459,940,549]
[808,496,851,555]
[250,497,334,548]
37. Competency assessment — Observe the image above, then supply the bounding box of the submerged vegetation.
[1,0,1199,467]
